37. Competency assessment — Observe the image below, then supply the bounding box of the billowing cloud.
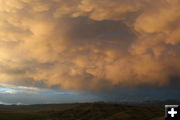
[0,0,179,90]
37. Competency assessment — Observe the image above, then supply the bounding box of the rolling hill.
[0,103,164,120]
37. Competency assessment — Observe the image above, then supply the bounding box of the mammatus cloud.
[0,0,179,90]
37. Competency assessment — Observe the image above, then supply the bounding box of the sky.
[0,0,180,104]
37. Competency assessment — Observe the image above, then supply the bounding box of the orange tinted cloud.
[0,0,179,90]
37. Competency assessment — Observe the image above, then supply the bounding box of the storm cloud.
[0,0,180,90]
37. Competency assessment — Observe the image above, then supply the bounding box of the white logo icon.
[168,108,177,117]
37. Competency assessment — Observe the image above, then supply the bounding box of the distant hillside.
[0,103,164,120]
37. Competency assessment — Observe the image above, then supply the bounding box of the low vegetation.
[0,103,164,120]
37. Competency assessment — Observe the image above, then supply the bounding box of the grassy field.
[0,103,164,120]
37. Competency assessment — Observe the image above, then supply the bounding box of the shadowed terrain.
[0,103,164,120]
